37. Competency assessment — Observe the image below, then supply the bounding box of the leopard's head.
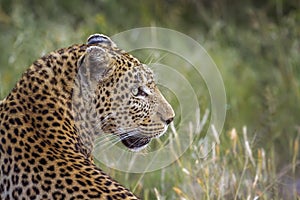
[75,34,175,151]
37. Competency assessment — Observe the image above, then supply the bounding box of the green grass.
[1,1,299,199]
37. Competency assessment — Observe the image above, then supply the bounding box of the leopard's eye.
[132,86,148,97]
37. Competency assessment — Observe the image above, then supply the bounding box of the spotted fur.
[0,34,174,199]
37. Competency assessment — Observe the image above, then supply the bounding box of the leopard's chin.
[121,135,151,152]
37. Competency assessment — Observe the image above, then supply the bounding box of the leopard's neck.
[3,44,96,158]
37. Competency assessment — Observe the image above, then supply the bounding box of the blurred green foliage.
[0,0,299,199]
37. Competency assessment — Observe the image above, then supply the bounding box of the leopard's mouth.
[119,125,169,151]
[121,135,151,151]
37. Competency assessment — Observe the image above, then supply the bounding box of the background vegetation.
[0,0,299,199]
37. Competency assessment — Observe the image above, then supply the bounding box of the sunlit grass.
[117,124,300,199]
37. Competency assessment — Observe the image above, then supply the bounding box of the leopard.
[0,33,175,200]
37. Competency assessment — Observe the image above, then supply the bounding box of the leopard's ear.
[87,33,117,48]
[78,46,116,84]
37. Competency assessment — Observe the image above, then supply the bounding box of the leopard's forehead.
[107,49,155,85]
[141,64,154,83]
[131,64,155,85]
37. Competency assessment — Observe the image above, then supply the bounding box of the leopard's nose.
[165,117,174,125]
